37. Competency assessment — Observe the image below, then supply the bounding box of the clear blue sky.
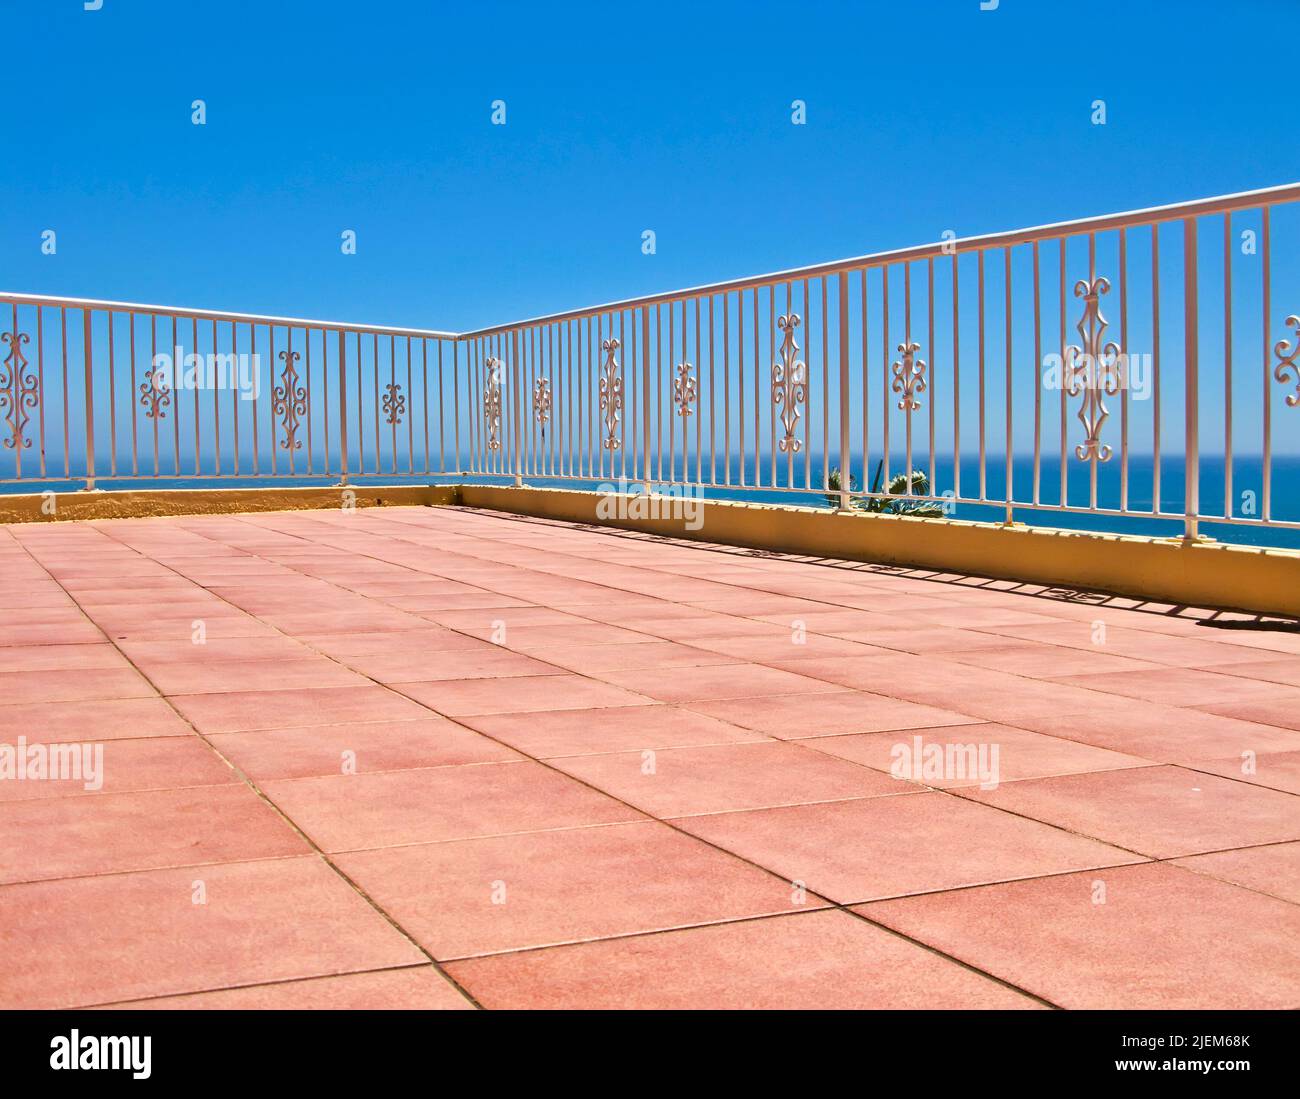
[5,0,1297,333]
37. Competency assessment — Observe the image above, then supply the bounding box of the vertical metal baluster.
[977,251,986,501]
[753,287,761,488]
[620,311,627,482]
[738,291,748,483]
[1032,243,1042,506]
[1120,231,1129,512]
[451,339,459,474]
[82,309,94,490]
[107,312,117,479]
[769,284,777,487]
[1263,206,1272,522]
[861,270,869,496]
[252,324,261,474]
[670,302,678,482]
[655,304,665,483]
[61,308,69,478]
[127,311,136,477]
[1004,248,1013,520]
[305,329,313,475]
[320,328,328,477]
[905,262,914,492]
[1152,224,1162,513]
[420,338,428,475]
[820,276,828,495]
[173,316,182,476]
[1059,243,1067,509]
[1183,217,1200,540]
[1088,234,1099,510]
[512,329,523,486]
[928,257,936,500]
[722,293,731,487]
[192,317,200,476]
[1222,216,1231,518]
[837,272,850,508]
[353,332,363,478]
[337,329,348,485]
[407,336,415,474]
[371,334,380,475]
[882,266,890,490]
[694,298,702,484]
[151,316,160,475]
[804,279,812,490]
[953,252,961,501]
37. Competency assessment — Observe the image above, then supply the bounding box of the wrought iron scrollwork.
[139,366,172,421]
[673,362,697,418]
[771,314,807,453]
[382,382,406,427]
[1273,315,1300,408]
[533,376,552,425]
[891,341,927,412]
[484,356,503,450]
[1064,276,1122,462]
[0,327,38,450]
[599,337,622,450]
[273,349,307,450]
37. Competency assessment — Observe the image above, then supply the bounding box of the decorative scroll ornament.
[1273,315,1300,407]
[139,365,172,421]
[891,341,927,412]
[771,314,807,453]
[533,376,552,425]
[1064,276,1122,462]
[382,381,406,426]
[273,349,307,450]
[673,362,697,418]
[484,356,503,451]
[0,327,38,450]
[598,337,622,450]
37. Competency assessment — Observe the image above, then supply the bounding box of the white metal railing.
[5,181,1300,543]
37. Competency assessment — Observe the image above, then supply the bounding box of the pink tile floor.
[1,504,1299,1009]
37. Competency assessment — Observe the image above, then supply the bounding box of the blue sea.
[9,450,1298,550]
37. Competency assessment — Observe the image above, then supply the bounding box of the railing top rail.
[5,181,1298,344]
[456,180,1300,338]
[0,292,459,341]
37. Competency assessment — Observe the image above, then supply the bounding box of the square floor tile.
[590,663,846,703]
[0,784,309,883]
[0,856,425,1008]
[685,690,980,739]
[0,736,236,802]
[552,741,900,817]
[960,765,1300,858]
[105,965,473,1010]
[444,909,1040,1009]
[457,705,769,757]
[672,791,1141,903]
[169,686,434,733]
[337,820,814,958]
[1172,842,1300,905]
[207,718,520,781]
[860,862,1300,1008]
[261,760,644,852]
[800,723,1153,787]
[394,674,653,716]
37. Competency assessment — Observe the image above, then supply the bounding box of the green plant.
[824,467,857,508]
[828,460,946,517]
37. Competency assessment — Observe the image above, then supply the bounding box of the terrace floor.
[2,504,1299,1010]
